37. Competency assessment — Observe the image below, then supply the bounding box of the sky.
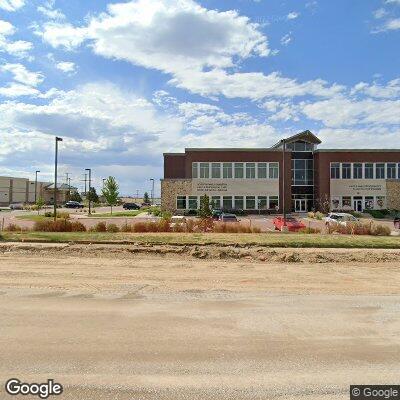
[0,0,399,196]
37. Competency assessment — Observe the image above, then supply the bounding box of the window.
[177,196,186,210]
[269,163,279,179]
[246,196,256,209]
[211,196,221,209]
[294,141,306,151]
[376,196,386,209]
[211,163,221,179]
[398,163,400,179]
[188,196,198,210]
[292,159,313,185]
[342,196,351,208]
[223,163,232,179]
[342,163,351,179]
[192,163,198,179]
[387,163,396,179]
[222,196,232,210]
[257,163,267,179]
[375,163,385,179]
[234,196,244,210]
[199,163,209,179]
[364,196,374,210]
[331,163,340,179]
[353,163,362,179]
[246,163,256,179]
[258,196,268,210]
[234,163,244,179]
[365,163,374,179]
[269,196,279,209]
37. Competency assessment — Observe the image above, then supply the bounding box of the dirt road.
[0,245,399,399]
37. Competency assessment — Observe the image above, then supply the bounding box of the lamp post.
[85,168,92,215]
[150,178,155,205]
[54,137,63,221]
[282,139,287,227]
[34,170,40,204]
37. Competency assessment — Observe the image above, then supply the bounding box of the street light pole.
[150,178,155,205]
[54,137,63,221]
[282,139,286,225]
[35,170,40,204]
[85,168,92,215]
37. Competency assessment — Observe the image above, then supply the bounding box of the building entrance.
[294,199,307,212]
[353,197,363,212]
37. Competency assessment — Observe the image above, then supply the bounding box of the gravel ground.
[0,246,399,399]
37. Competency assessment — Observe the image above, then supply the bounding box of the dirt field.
[0,244,399,399]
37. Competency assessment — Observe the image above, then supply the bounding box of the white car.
[170,215,187,228]
[9,203,24,210]
[324,212,358,227]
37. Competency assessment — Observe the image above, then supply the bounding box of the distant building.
[161,130,400,213]
[0,176,77,206]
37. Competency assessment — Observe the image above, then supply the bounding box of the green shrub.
[299,227,322,234]
[44,211,70,219]
[315,211,324,220]
[93,222,107,232]
[106,223,120,233]
[366,209,390,219]
[33,220,86,232]
[307,211,315,219]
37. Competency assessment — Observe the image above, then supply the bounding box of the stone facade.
[161,179,192,212]
[386,180,400,210]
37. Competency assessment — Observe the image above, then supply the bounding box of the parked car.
[219,213,238,223]
[170,215,187,228]
[394,216,400,229]
[141,202,152,208]
[324,212,358,227]
[122,202,140,210]
[9,203,24,210]
[212,209,223,220]
[273,216,306,232]
[64,201,84,209]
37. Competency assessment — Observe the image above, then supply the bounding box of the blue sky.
[0,0,399,195]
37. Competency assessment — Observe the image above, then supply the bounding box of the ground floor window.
[234,196,244,210]
[177,196,186,209]
[175,195,279,211]
[188,196,198,210]
[331,195,386,211]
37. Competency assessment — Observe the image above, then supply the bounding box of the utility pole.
[136,190,139,202]
[35,170,40,204]
[150,178,155,205]
[54,137,63,221]
[83,173,88,195]
[68,177,71,200]
[282,139,286,226]
[65,173,70,202]
[85,168,92,215]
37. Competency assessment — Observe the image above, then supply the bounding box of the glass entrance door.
[295,199,307,212]
[353,198,363,212]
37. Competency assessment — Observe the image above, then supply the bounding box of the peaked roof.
[272,130,322,148]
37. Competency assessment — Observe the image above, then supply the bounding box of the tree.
[143,191,150,204]
[87,187,99,204]
[102,176,120,215]
[198,194,212,218]
[35,197,45,215]
[70,191,82,202]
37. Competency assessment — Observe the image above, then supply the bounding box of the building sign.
[331,180,386,196]
[191,179,279,196]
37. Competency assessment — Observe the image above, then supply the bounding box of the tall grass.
[34,220,86,232]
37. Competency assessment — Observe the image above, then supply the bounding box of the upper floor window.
[387,163,396,179]
[331,163,340,179]
[234,163,244,179]
[353,163,363,179]
[375,163,385,179]
[223,163,232,179]
[365,163,374,179]
[199,163,209,179]
[246,163,255,179]
[211,163,221,179]
[342,163,351,179]
[192,163,198,179]
[398,163,400,179]
[269,162,279,179]
[258,163,268,179]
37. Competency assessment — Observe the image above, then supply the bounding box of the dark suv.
[64,201,84,209]
[123,203,140,210]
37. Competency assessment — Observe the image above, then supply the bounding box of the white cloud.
[383,18,400,30]
[287,12,299,20]
[0,82,39,97]
[280,33,292,46]
[170,69,344,100]
[373,8,388,19]
[351,78,400,98]
[36,22,87,50]
[0,0,25,12]
[1,63,44,86]
[56,61,76,74]
[37,5,65,20]
[385,0,400,4]
[0,19,32,58]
